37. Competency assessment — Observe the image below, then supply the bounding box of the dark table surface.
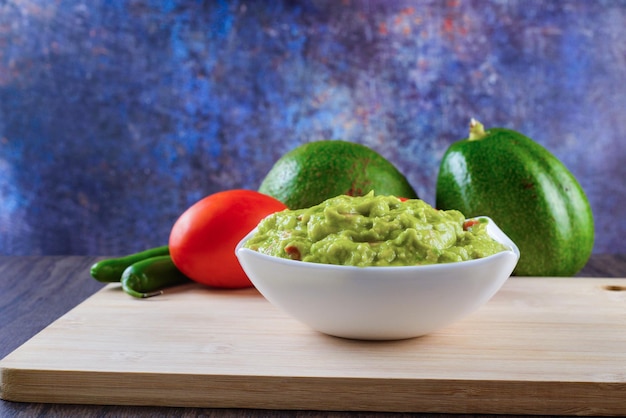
[1,255,626,418]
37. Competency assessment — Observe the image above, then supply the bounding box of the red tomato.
[169,189,287,288]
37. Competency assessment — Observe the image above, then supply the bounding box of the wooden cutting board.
[1,277,626,415]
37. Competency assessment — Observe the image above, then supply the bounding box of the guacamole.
[244,192,509,267]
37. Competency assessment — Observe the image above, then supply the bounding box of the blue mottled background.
[0,0,624,256]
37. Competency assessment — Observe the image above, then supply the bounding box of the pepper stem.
[468,118,487,141]
[122,282,164,298]
[140,290,164,298]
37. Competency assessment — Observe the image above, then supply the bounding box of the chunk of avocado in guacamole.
[244,192,509,267]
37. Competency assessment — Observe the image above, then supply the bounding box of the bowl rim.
[236,216,520,272]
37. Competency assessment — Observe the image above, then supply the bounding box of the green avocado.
[258,140,418,210]
[435,119,594,276]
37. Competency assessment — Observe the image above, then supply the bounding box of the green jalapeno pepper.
[121,255,191,298]
[90,245,170,283]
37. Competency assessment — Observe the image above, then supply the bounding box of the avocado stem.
[468,118,487,141]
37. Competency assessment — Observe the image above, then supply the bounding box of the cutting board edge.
[2,367,626,416]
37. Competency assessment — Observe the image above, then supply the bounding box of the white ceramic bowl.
[236,217,520,340]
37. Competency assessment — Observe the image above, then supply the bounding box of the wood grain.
[2,275,626,416]
[0,256,104,358]
[1,255,626,417]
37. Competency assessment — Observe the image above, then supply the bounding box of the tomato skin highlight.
[169,190,287,288]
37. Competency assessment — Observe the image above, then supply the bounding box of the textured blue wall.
[0,0,624,255]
